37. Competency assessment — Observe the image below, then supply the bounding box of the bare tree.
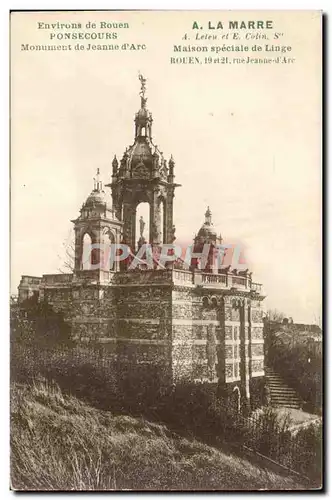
[266,309,285,323]
[57,231,75,273]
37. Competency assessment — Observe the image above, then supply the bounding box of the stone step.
[265,366,303,409]
[267,384,298,390]
[270,392,300,398]
[269,390,299,396]
[269,389,300,396]
[271,400,301,404]
[267,381,296,386]
[265,376,287,381]
[266,378,287,383]
[271,404,301,409]
[271,401,301,406]
[267,378,292,382]
[271,399,301,406]
[271,398,301,404]
[270,394,301,399]
[270,396,301,402]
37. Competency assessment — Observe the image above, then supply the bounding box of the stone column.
[131,208,137,250]
[74,228,82,271]
[122,203,135,249]
[165,188,174,244]
[150,190,161,245]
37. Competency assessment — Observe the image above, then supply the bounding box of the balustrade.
[43,273,73,284]
[172,270,193,283]
[201,273,227,286]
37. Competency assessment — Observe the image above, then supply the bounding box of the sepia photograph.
[10,10,322,491]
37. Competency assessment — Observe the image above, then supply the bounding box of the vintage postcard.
[10,10,322,491]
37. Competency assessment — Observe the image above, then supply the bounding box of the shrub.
[266,326,322,412]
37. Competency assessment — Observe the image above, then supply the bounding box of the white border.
[3,1,328,498]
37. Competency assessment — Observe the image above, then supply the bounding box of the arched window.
[202,296,209,309]
[136,202,150,249]
[104,229,116,271]
[211,296,218,309]
[82,233,93,270]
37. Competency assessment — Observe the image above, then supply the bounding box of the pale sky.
[11,11,322,323]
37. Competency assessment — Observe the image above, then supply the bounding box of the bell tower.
[72,169,123,273]
[106,75,180,252]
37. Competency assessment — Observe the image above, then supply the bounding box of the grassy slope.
[11,380,303,491]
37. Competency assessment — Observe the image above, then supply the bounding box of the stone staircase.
[265,367,302,409]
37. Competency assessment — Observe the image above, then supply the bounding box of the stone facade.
[18,75,265,407]
[18,268,265,404]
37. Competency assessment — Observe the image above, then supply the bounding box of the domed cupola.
[195,207,217,244]
[192,207,220,273]
[71,168,123,273]
[85,189,107,208]
[79,169,117,221]
[82,169,107,210]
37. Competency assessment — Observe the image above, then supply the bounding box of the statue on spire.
[138,73,146,98]
[138,73,147,108]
